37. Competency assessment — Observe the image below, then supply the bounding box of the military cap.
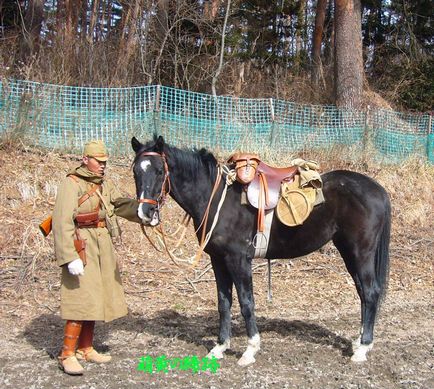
[83,140,109,161]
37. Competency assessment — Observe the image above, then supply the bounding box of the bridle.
[135,149,230,268]
[137,151,171,210]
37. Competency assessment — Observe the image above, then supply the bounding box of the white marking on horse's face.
[150,211,160,226]
[140,160,151,173]
[138,192,146,220]
[137,191,160,226]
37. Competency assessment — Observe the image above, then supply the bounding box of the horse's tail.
[375,196,391,303]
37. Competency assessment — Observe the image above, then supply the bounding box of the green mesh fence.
[0,79,432,163]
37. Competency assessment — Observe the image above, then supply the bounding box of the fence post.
[269,98,276,149]
[363,105,371,163]
[428,113,433,163]
[153,85,161,135]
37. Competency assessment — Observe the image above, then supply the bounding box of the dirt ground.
[0,147,433,389]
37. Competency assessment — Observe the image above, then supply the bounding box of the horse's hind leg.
[334,238,382,362]
[350,264,379,362]
[207,257,233,360]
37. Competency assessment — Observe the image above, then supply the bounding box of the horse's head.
[131,136,170,226]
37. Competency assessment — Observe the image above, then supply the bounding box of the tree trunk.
[204,0,220,20]
[311,0,328,86]
[155,0,170,46]
[334,0,363,109]
[65,0,79,47]
[294,0,306,73]
[79,0,88,41]
[87,0,100,44]
[115,0,142,82]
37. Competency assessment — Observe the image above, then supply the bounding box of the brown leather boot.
[58,320,84,375]
[76,321,112,364]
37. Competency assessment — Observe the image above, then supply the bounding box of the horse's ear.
[155,136,165,153]
[131,137,142,153]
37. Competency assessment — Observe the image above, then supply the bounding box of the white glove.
[68,259,84,276]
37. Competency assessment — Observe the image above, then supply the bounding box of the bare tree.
[212,0,230,96]
[334,0,363,109]
[115,0,142,81]
[311,0,328,87]
[18,0,44,63]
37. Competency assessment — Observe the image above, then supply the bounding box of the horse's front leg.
[229,256,260,367]
[207,256,233,360]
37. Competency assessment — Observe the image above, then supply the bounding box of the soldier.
[52,140,141,375]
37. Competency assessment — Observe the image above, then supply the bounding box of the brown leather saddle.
[229,153,298,232]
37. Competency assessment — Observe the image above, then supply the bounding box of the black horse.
[131,136,391,366]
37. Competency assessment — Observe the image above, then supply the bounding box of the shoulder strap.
[69,175,101,207]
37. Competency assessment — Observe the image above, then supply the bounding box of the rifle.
[39,215,52,237]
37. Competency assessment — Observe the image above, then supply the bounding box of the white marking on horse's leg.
[351,342,374,362]
[352,335,361,350]
[237,334,260,367]
[206,339,230,360]
[140,160,151,172]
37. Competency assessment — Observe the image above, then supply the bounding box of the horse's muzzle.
[138,203,160,226]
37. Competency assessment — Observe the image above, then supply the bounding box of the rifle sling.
[69,175,101,207]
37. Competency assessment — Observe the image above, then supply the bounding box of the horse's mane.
[133,137,218,180]
[168,146,218,180]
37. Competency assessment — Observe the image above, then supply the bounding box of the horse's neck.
[167,151,216,224]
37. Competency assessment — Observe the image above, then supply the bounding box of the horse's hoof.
[207,341,230,360]
[351,352,368,363]
[351,343,373,362]
[237,355,255,367]
[206,350,224,360]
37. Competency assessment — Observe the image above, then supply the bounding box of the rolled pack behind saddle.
[228,153,324,233]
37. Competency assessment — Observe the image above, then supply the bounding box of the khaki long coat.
[52,167,140,322]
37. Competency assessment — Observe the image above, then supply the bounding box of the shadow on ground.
[22,309,352,359]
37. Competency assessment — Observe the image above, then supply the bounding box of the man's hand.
[68,259,84,276]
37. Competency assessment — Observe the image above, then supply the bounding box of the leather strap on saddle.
[257,172,269,232]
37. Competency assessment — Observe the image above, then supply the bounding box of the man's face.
[83,156,107,176]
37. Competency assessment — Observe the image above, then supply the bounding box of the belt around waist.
[76,220,106,228]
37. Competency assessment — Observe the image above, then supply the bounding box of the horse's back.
[321,170,390,210]
[322,169,386,190]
